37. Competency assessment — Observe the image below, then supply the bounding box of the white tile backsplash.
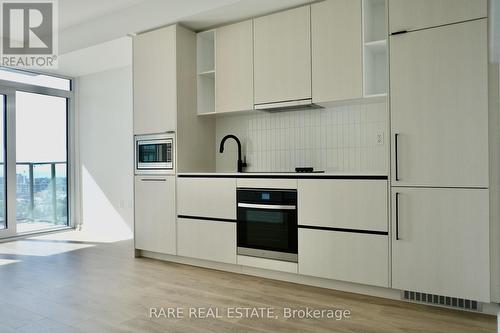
[215,101,388,174]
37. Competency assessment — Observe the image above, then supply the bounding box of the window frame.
[0,69,76,238]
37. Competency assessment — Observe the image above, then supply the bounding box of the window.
[0,96,5,230]
[0,68,72,237]
[0,67,71,91]
[16,92,68,232]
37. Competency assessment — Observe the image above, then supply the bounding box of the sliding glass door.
[0,68,72,238]
[0,95,6,234]
[16,92,68,233]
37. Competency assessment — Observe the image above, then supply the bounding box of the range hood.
[254,98,323,112]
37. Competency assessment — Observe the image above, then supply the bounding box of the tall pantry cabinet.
[389,0,491,302]
[133,24,215,256]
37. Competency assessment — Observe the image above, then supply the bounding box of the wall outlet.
[376,132,384,145]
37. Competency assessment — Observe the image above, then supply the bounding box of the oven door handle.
[237,203,296,210]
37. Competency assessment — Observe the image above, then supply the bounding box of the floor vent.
[402,290,480,312]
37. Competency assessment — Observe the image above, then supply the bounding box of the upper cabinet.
[215,20,254,113]
[197,22,253,115]
[390,19,488,187]
[389,0,487,33]
[196,2,389,112]
[311,0,363,103]
[215,20,253,113]
[253,6,311,105]
[133,25,177,134]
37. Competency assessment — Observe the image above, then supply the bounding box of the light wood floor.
[0,232,496,332]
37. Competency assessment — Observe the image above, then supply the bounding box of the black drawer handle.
[395,192,400,240]
[395,133,400,181]
[391,30,408,36]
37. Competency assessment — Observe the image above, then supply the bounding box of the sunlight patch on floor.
[0,258,20,266]
[33,229,131,243]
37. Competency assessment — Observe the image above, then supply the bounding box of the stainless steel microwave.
[135,133,174,175]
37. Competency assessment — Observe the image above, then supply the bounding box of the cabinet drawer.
[177,218,236,264]
[177,177,236,219]
[298,228,389,287]
[238,255,297,274]
[298,179,387,231]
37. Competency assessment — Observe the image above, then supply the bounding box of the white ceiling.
[59,0,146,31]
[58,0,314,54]
[181,0,315,31]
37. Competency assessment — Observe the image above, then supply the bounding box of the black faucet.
[219,134,247,172]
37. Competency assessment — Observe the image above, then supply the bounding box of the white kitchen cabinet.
[390,19,488,188]
[177,177,236,219]
[134,24,214,171]
[311,0,362,103]
[298,179,388,231]
[253,6,311,105]
[215,20,254,113]
[389,0,487,33]
[133,25,177,134]
[134,176,176,255]
[391,187,490,302]
[177,218,236,264]
[299,229,389,287]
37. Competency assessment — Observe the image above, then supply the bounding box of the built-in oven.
[135,133,174,175]
[237,188,298,262]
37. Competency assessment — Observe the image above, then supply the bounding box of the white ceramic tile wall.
[216,102,388,174]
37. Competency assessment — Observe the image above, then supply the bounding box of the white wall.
[77,66,134,240]
[55,37,132,77]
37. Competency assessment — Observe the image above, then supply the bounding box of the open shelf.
[363,0,386,43]
[362,0,387,97]
[196,30,215,73]
[197,30,216,115]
